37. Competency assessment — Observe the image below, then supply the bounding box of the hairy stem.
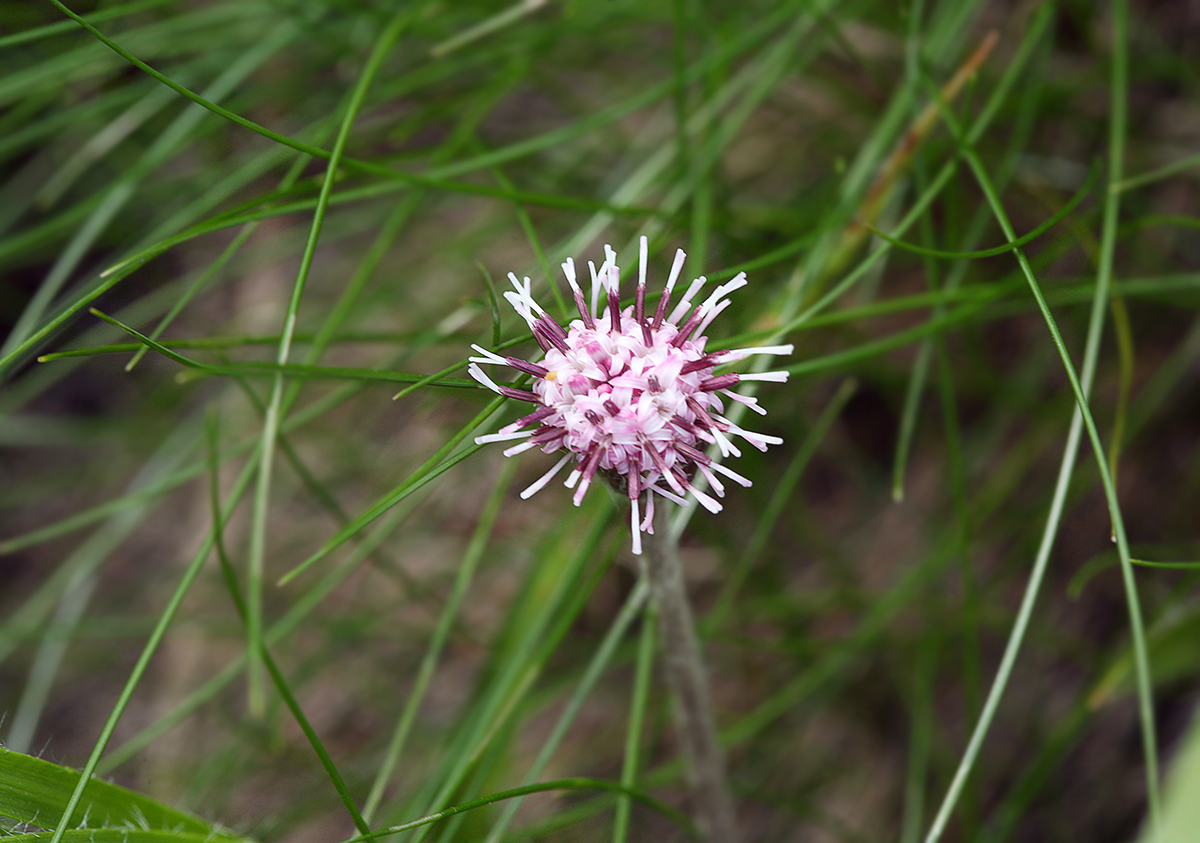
[642,505,738,843]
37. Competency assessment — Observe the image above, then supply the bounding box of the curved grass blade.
[921,3,1162,838]
[707,377,858,631]
[866,161,1095,261]
[97,483,431,777]
[342,779,693,842]
[1115,152,1200,193]
[405,506,617,843]
[205,413,370,835]
[0,0,174,49]
[0,22,297,365]
[361,460,515,822]
[278,397,502,585]
[480,578,651,843]
[85,308,475,388]
[1106,295,1134,491]
[45,504,231,843]
[1132,559,1200,570]
[242,4,421,718]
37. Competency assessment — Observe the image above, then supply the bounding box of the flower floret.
[470,237,792,554]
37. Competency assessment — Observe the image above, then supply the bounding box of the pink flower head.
[469,237,792,554]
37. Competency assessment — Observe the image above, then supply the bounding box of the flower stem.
[642,506,739,843]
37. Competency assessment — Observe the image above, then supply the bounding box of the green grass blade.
[361,460,515,822]
[866,162,1095,261]
[707,377,858,631]
[480,578,651,842]
[45,502,229,843]
[242,5,418,717]
[279,396,500,585]
[0,23,297,366]
[922,2,1161,836]
[343,778,692,841]
[0,0,174,49]
[613,592,657,843]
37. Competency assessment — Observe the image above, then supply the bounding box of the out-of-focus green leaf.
[1138,714,1200,843]
[1090,607,1200,708]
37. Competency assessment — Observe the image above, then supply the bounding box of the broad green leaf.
[0,748,242,839]
[5,832,240,843]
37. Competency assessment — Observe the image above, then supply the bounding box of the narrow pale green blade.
[1142,714,1200,843]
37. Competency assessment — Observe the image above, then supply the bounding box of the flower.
[469,236,792,554]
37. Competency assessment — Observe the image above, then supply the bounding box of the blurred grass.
[2,1,1200,842]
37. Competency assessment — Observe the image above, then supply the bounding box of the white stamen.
[562,257,580,294]
[476,429,533,444]
[503,440,539,457]
[641,494,655,532]
[502,290,538,328]
[710,426,741,458]
[664,249,686,297]
[649,483,688,506]
[720,418,782,450]
[469,344,508,365]
[696,462,726,496]
[720,343,795,359]
[587,260,605,316]
[688,484,723,513]
[720,389,767,415]
[468,363,503,394]
[696,298,732,337]
[697,273,747,317]
[668,275,708,323]
[637,235,647,293]
[709,460,752,487]
[520,454,572,499]
[507,272,545,315]
[573,473,593,506]
[630,497,642,555]
[735,370,789,383]
[658,463,687,496]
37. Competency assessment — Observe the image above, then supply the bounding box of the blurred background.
[2,1,1199,841]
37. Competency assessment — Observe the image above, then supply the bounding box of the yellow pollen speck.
[545,370,558,381]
